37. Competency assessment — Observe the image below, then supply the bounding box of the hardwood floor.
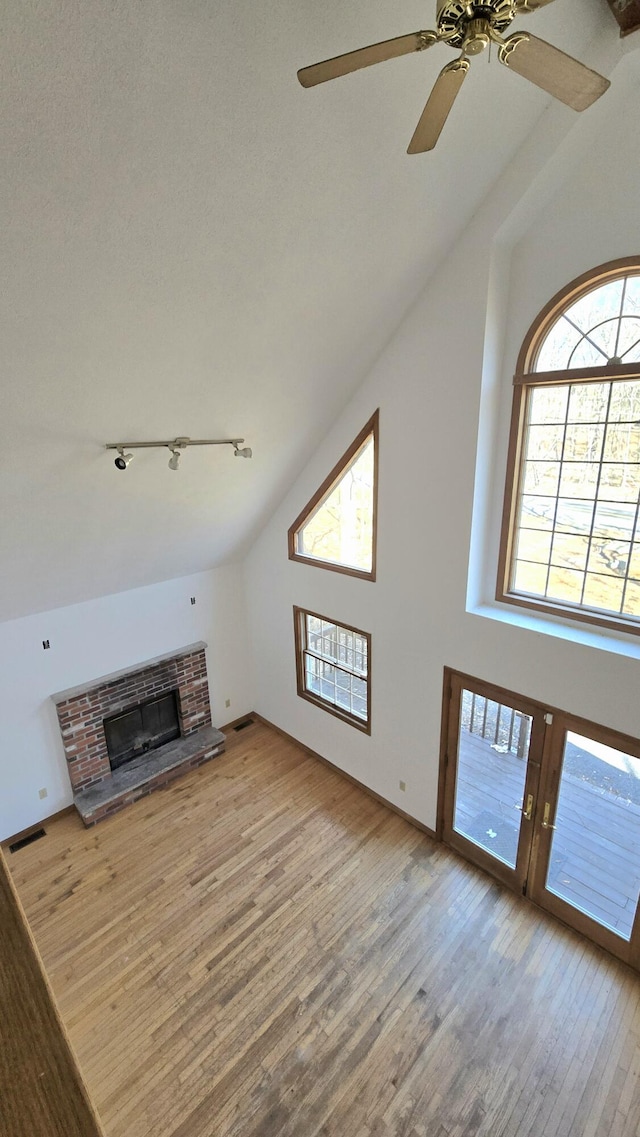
[0,848,104,1137]
[9,720,640,1137]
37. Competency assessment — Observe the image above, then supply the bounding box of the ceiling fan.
[297,0,610,153]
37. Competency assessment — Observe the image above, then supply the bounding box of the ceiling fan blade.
[407,57,470,154]
[297,30,438,88]
[498,33,610,111]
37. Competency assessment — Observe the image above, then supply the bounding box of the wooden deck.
[7,720,640,1137]
[455,731,640,938]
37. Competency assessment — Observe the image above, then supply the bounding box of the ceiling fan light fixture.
[462,19,491,56]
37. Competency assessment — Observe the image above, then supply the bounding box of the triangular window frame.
[288,409,379,581]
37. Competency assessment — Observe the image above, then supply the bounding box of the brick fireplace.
[53,642,225,825]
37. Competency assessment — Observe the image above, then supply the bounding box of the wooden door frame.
[528,709,640,971]
[439,669,547,895]
[439,668,640,971]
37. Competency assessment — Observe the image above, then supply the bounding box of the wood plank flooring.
[8,720,640,1137]
[0,847,104,1137]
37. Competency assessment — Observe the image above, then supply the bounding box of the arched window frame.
[497,256,640,636]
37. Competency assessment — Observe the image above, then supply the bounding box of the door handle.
[541,801,556,830]
[517,793,534,821]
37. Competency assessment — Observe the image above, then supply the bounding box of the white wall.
[244,47,640,831]
[0,565,252,842]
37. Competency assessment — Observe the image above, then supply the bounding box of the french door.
[441,670,640,970]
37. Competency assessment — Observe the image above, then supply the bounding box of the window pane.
[584,318,623,360]
[603,424,640,463]
[297,436,375,572]
[525,424,564,460]
[558,463,599,499]
[512,559,548,594]
[628,543,640,579]
[523,461,560,496]
[618,320,640,362]
[304,657,367,721]
[528,385,569,423]
[554,498,594,535]
[622,580,640,616]
[567,383,610,422]
[587,541,630,577]
[546,567,585,603]
[582,573,624,611]
[609,379,640,421]
[564,281,624,342]
[550,533,589,572]
[298,610,369,729]
[516,529,552,564]
[599,463,640,503]
[623,277,640,318]
[546,730,640,941]
[563,424,604,462]
[592,501,636,540]
[519,495,555,530]
[569,339,610,369]
[535,324,582,373]
[453,689,532,869]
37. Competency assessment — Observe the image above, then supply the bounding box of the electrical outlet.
[39,787,48,800]
[42,639,50,650]
[225,698,231,709]
[399,780,406,792]
[190,597,196,605]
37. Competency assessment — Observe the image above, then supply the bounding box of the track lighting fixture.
[105,436,253,471]
[114,448,134,470]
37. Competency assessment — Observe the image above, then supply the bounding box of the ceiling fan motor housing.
[436,0,515,47]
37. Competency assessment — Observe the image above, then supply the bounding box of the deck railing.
[461,690,531,759]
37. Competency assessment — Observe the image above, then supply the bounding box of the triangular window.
[288,410,378,579]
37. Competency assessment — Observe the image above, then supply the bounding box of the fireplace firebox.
[104,690,180,771]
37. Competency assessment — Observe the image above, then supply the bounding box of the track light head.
[168,448,181,471]
[115,449,134,470]
[233,446,252,458]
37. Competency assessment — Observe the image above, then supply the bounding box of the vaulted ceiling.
[0,0,615,621]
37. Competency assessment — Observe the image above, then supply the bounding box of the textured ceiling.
[0,0,612,621]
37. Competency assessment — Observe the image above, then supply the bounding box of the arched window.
[498,257,640,634]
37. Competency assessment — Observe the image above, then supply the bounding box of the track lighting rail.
[105,436,253,470]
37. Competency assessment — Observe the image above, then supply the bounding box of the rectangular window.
[293,607,371,733]
[500,376,640,631]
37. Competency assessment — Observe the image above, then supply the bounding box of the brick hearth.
[52,642,225,825]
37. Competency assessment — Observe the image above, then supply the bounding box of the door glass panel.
[546,731,640,940]
[453,689,533,868]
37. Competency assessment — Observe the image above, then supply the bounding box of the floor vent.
[234,718,255,732]
[9,828,47,853]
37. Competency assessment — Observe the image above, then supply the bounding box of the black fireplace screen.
[104,690,180,771]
